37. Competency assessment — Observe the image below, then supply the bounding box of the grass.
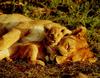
[0,0,100,78]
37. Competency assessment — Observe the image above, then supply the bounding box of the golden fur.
[0,14,96,65]
[56,26,96,64]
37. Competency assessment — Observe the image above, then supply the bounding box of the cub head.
[44,23,72,46]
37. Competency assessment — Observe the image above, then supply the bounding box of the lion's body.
[0,14,71,65]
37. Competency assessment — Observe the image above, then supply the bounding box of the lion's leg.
[0,49,12,61]
[6,57,12,62]
[0,28,21,50]
[28,44,38,64]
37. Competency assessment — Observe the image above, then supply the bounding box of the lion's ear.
[73,26,87,36]
[78,26,87,36]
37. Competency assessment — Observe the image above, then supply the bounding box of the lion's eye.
[61,29,64,33]
[65,43,70,51]
[64,34,68,36]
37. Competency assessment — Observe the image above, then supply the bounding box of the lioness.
[56,26,97,64]
[0,14,72,65]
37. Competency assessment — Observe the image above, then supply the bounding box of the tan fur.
[0,28,21,50]
[10,43,38,63]
[45,23,72,47]
[0,14,71,64]
[56,26,96,64]
[10,42,45,65]
[0,49,10,60]
[0,14,96,65]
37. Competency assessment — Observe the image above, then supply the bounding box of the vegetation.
[0,0,100,78]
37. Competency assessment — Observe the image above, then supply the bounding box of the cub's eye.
[49,34,54,39]
[49,34,53,37]
[45,28,49,32]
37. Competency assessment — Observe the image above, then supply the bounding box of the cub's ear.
[73,26,87,36]
[44,22,60,32]
[44,24,52,32]
[62,27,72,35]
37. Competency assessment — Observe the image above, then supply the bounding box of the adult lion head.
[56,26,97,64]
